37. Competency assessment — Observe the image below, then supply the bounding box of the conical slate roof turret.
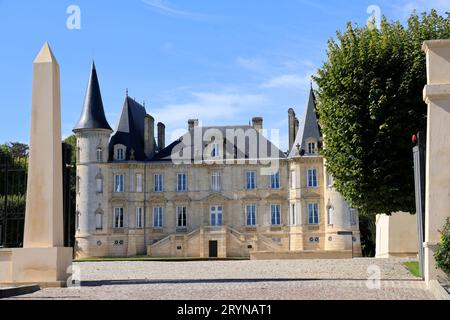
[73,62,112,132]
[289,87,322,157]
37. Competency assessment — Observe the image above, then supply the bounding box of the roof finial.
[143,100,146,107]
[310,80,313,89]
[126,88,128,97]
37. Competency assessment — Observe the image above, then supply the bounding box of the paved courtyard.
[6,258,434,300]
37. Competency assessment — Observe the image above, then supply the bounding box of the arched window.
[96,147,103,162]
[95,209,103,230]
[96,175,103,193]
[327,206,334,225]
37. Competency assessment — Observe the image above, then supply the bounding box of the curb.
[0,285,40,299]
[428,280,450,300]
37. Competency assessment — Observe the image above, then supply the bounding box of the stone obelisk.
[24,42,64,248]
[0,43,73,287]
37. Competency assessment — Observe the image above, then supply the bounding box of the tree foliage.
[313,10,450,215]
[435,218,450,274]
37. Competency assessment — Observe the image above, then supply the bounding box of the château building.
[73,63,361,258]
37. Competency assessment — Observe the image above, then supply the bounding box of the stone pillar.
[157,122,166,149]
[422,39,450,284]
[0,43,73,286]
[188,119,199,131]
[288,108,296,151]
[144,114,155,159]
[252,117,263,133]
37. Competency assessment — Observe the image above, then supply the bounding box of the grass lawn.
[403,261,421,278]
[75,256,249,262]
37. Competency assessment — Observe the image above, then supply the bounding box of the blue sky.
[0,0,449,151]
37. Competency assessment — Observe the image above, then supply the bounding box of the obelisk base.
[0,247,73,287]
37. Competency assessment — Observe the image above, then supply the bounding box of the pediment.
[171,194,192,202]
[200,193,232,202]
[265,193,286,201]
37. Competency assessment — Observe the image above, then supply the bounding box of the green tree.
[8,142,29,158]
[313,10,450,215]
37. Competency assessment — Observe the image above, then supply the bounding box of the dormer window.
[117,148,125,160]
[114,144,127,161]
[211,143,220,158]
[96,148,103,162]
[308,142,316,155]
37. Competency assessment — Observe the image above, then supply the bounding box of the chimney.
[252,117,263,133]
[144,114,155,159]
[157,122,166,150]
[288,108,296,150]
[188,119,199,131]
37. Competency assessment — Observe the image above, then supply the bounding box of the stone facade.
[73,65,361,259]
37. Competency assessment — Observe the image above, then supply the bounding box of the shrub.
[435,218,450,274]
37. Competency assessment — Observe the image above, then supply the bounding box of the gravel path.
[5,258,434,300]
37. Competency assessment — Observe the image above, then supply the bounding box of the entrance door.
[210,206,223,226]
[209,240,218,258]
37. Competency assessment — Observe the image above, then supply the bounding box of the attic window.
[117,148,125,161]
[307,142,316,155]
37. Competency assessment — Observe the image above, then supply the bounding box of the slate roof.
[152,125,286,162]
[289,88,322,157]
[73,62,112,132]
[108,96,148,161]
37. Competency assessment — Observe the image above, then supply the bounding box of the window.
[327,173,334,187]
[136,174,143,193]
[177,173,187,192]
[96,177,103,193]
[308,203,319,225]
[211,143,220,157]
[114,208,124,228]
[270,171,280,189]
[96,148,103,162]
[117,148,125,161]
[177,206,187,228]
[246,204,257,226]
[210,206,223,226]
[95,210,103,230]
[350,209,358,225]
[136,207,144,229]
[290,171,296,189]
[271,204,281,225]
[307,169,318,188]
[211,171,221,191]
[153,207,164,228]
[77,147,81,162]
[154,174,164,192]
[327,206,334,225]
[115,174,124,192]
[308,142,316,155]
[246,171,256,190]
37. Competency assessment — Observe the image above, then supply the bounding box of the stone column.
[422,40,450,284]
[24,42,64,248]
[0,43,73,286]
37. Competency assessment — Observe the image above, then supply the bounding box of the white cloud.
[152,92,268,131]
[261,73,312,90]
[142,0,217,21]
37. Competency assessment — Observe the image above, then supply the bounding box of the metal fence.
[0,143,75,248]
[0,155,27,247]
